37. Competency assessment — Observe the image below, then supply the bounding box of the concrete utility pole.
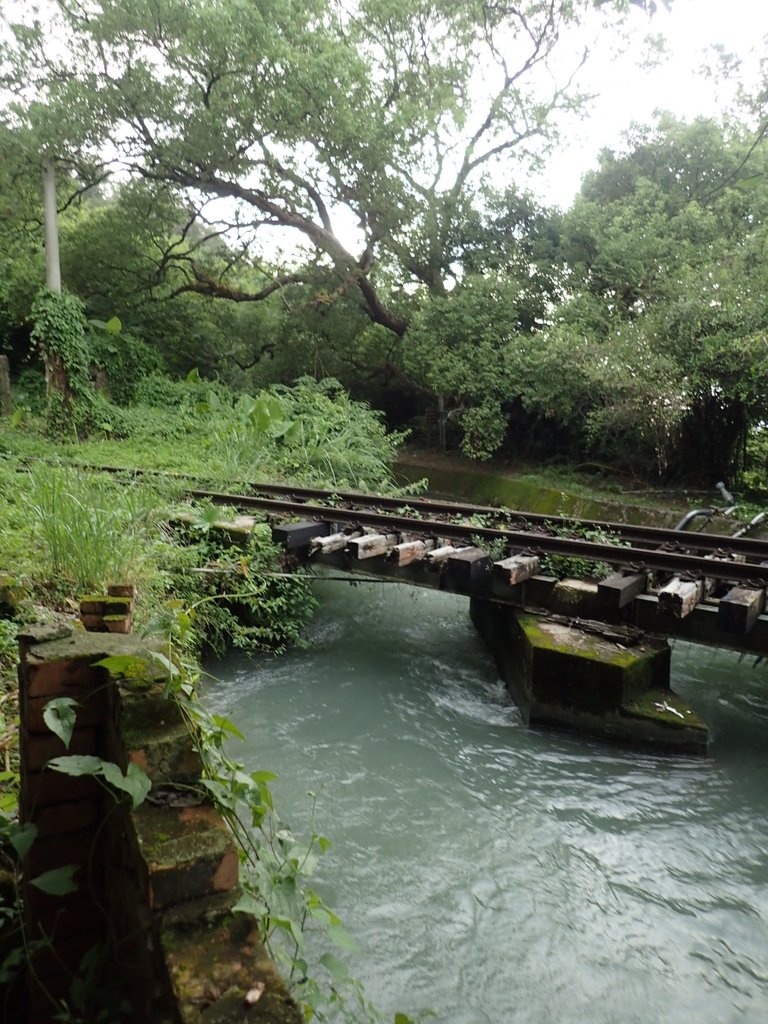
[42,159,61,292]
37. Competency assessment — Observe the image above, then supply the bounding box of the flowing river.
[204,578,768,1024]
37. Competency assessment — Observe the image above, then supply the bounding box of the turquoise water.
[204,579,768,1024]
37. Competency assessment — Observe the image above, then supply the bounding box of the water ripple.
[204,585,768,1024]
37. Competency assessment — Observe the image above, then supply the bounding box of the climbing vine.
[30,290,94,435]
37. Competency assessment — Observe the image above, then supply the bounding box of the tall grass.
[206,377,409,492]
[25,465,170,591]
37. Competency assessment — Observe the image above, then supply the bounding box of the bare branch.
[163,262,305,303]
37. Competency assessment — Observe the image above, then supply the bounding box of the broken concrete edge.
[18,626,303,1024]
[470,596,709,754]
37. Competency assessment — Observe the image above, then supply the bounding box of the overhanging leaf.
[101,760,151,808]
[211,714,244,740]
[29,864,79,896]
[319,951,350,984]
[327,923,358,952]
[43,696,79,749]
[95,654,151,678]
[0,947,25,985]
[9,822,37,861]
[232,891,265,916]
[48,754,104,776]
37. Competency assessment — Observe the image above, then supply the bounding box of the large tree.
[528,114,768,480]
[1,0,660,338]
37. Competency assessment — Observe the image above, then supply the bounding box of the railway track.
[180,483,768,588]
[28,460,768,588]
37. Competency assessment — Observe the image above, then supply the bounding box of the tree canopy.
[1,0,657,335]
[528,115,768,478]
[8,2,768,488]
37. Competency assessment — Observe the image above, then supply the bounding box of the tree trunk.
[437,393,447,452]
[45,350,72,412]
[42,161,62,294]
[0,355,12,416]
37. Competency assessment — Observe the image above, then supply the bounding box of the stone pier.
[470,594,708,753]
[16,612,302,1024]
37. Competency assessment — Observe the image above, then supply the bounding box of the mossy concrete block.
[134,802,239,908]
[514,612,671,713]
[0,572,29,615]
[27,629,163,667]
[623,688,708,749]
[162,889,242,930]
[16,620,74,647]
[116,678,190,780]
[79,595,132,615]
[161,912,302,1023]
[470,598,708,753]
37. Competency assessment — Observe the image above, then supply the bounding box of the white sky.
[538,0,768,207]
[4,0,766,256]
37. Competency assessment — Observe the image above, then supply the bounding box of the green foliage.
[88,322,163,406]
[525,114,768,481]
[49,753,152,809]
[540,521,627,580]
[24,464,170,592]
[28,864,80,896]
[459,401,509,461]
[167,511,317,657]
[3,0,643,340]
[30,291,90,385]
[0,621,18,678]
[42,697,78,749]
[202,377,407,492]
[12,369,47,416]
[133,371,221,410]
[743,426,768,499]
[30,290,94,433]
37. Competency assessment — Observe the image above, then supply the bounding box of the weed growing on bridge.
[540,519,628,580]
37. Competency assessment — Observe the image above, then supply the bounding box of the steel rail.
[188,488,768,586]
[231,482,768,559]
[33,459,768,565]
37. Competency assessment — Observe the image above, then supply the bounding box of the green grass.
[24,463,175,592]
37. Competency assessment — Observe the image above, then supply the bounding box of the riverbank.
[396,450,758,532]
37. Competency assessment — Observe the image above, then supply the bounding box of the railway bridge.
[187,481,768,754]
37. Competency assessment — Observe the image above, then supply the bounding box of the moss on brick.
[161,913,302,1024]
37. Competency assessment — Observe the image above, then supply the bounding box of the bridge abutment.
[16,613,302,1024]
[470,595,708,754]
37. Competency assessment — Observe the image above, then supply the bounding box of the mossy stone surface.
[134,803,227,862]
[134,802,237,907]
[162,912,302,1023]
[471,599,708,752]
[515,612,670,713]
[624,688,707,731]
[28,629,161,666]
[124,717,203,784]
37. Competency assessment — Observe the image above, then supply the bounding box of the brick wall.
[17,605,302,1024]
